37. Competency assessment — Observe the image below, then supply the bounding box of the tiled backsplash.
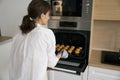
[92,20,120,51]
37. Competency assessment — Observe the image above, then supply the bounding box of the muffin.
[57,44,65,51]
[75,47,82,55]
[56,44,60,48]
[63,45,70,50]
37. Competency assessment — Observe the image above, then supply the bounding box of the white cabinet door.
[0,41,12,80]
[88,66,120,80]
[50,70,82,80]
[48,70,55,80]
[48,67,88,80]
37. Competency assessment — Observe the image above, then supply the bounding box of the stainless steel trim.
[58,60,80,67]
[52,67,77,75]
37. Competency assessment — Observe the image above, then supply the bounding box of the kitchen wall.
[0,0,31,36]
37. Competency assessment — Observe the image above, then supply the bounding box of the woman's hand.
[56,52,62,59]
[57,50,69,59]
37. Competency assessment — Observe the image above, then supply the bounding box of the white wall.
[0,0,31,36]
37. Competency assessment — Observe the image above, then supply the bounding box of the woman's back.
[9,24,54,80]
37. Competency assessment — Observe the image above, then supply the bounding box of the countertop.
[0,36,12,45]
[89,50,120,71]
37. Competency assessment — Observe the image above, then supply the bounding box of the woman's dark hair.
[20,0,51,34]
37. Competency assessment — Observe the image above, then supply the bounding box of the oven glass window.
[51,0,82,17]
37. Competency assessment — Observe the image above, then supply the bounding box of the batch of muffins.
[56,44,82,55]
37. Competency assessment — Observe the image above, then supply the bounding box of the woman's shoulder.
[44,28,54,34]
[30,26,54,38]
[38,27,54,36]
[44,28,54,37]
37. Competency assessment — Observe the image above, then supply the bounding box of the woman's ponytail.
[19,15,35,34]
[19,0,51,34]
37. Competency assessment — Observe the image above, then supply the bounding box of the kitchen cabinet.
[49,70,82,80]
[90,0,120,51]
[89,0,120,79]
[48,67,88,80]
[93,0,120,20]
[88,66,120,80]
[0,40,12,80]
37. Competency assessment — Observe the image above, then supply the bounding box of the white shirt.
[9,23,59,80]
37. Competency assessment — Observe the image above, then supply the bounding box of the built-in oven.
[50,29,90,75]
[47,0,92,31]
[46,0,92,76]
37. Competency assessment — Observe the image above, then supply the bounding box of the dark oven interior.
[51,29,90,74]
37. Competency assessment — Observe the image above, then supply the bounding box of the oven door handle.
[49,67,80,75]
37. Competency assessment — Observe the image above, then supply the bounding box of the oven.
[47,0,92,31]
[50,29,90,75]
[47,0,91,76]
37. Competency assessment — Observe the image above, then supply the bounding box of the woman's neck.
[35,18,44,25]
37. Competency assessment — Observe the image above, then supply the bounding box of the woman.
[9,0,63,80]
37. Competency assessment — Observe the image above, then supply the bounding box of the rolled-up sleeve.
[47,30,59,68]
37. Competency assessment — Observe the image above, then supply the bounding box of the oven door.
[54,59,87,75]
[50,29,90,75]
[51,0,82,17]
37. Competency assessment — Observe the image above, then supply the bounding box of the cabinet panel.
[0,41,12,80]
[93,0,120,20]
[88,66,120,80]
[54,71,82,80]
[91,21,120,51]
[48,70,82,80]
[48,67,88,80]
